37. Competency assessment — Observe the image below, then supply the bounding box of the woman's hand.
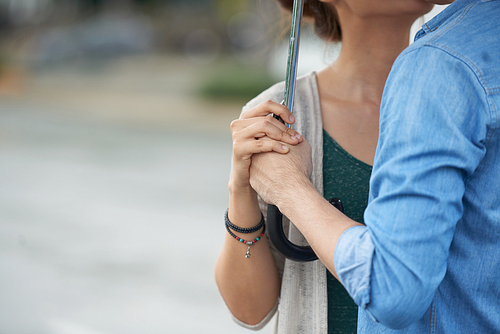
[217,101,296,324]
[250,139,313,207]
[229,100,303,192]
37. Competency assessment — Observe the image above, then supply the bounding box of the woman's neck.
[318,15,415,106]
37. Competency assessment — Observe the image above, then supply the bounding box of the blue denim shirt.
[333,0,500,332]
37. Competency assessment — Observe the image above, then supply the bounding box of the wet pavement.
[0,56,273,333]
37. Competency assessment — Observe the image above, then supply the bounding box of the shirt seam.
[429,291,437,334]
[487,98,498,144]
[426,2,477,43]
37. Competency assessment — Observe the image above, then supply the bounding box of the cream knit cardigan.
[231,72,328,333]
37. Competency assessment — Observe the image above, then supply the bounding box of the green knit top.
[323,129,372,334]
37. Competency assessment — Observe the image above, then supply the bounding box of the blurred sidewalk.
[0,56,270,334]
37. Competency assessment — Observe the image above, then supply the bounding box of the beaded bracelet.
[224,210,266,259]
[224,209,265,234]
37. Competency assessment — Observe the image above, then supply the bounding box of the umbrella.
[267,0,344,262]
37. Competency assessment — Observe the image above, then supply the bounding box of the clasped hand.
[250,139,313,207]
[229,99,312,206]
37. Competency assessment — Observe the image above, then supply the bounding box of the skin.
[215,0,438,326]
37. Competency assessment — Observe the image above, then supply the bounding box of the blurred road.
[0,56,273,334]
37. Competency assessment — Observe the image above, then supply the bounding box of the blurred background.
[0,1,447,333]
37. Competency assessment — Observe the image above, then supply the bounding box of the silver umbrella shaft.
[267,0,319,263]
[283,0,305,114]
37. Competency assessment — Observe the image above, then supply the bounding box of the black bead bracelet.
[224,209,265,234]
[224,209,266,258]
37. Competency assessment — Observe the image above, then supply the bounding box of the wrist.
[276,174,315,214]
[228,180,257,198]
[228,182,261,229]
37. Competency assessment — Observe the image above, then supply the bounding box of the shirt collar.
[414,0,480,42]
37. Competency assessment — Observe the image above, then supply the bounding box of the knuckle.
[263,100,274,107]
[230,119,239,132]
[262,100,276,113]
[254,139,264,149]
[262,118,273,126]
[232,139,240,151]
[258,118,272,130]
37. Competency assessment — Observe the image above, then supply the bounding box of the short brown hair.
[275,0,341,42]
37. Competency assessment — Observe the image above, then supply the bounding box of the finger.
[232,116,292,133]
[240,100,295,124]
[234,137,290,159]
[234,118,303,144]
[232,116,303,141]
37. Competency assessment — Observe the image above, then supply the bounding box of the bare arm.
[214,101,302,325]
[248,141,362,280]
[278,177,362,279]
[215,187,281,326]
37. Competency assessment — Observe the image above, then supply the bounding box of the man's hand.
[249,139,313,207]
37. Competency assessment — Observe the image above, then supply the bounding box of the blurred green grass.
[199,63,277,102]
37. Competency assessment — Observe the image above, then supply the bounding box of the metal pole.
[267,0,320,262]
[283,0,304,114]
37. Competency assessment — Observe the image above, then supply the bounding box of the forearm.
[215,186,281,326]
[277,176,362,279]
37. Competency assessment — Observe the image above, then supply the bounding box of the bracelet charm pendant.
[224,209,265,259]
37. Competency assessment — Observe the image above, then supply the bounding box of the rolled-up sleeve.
[334,226,373,309]
[333,46,490,329]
